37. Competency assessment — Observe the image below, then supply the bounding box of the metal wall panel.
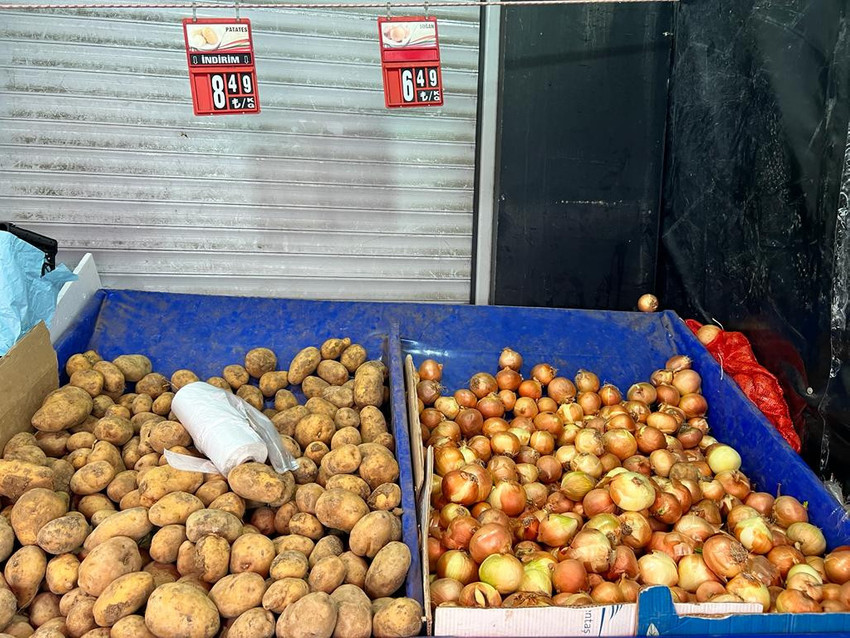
[0,1,479,301]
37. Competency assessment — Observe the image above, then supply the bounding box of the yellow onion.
[585,513,622,546]
[767,545,805,579]
[502,592,553,607]
[706,445,742,474]
[726,573,771,611]
[537,513,579,547]
[786,522,827,556]
[441,469,481,505]
[606,545,638,581]
[519,563,553,596]
[609,472,656,511]
[430,578,464,607]
[554,592,594,606]
[590,581,624,604]
[488,480,526,516]
[772,495,808,527]
[552,559,588,594]
[677,554,720,593]
[734,516,774,555]
[703,534,748,580]
[787,563,823,583]
[478,553,524,595]
[437,550,477,585]
[560,471,597,501]
[775,589,822,613]
[459,582,502,608]
[638,551,678,587]
[620,511,653,549]
[674,514,716,544]
[566,529,613,574]
[570,453,604,479]
[825,550,850,585]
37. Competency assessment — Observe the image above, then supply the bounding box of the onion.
[546,491,573,514]
[825,550,850,585]
[650,490,683,525]
[806,556,827,581]
[512,510,542,542]
[767,545,804,579]
[606,545,639,580]
[577,392,602,415]
[602,430,637,461]
[745,555,781,587]
[429,398,458,423]
[454,388,478,408]
[499,390,517,411]
[467,435,493,463]
[582,489,615,517]
[706,445,742,473]
[533,412,564,437]
[518,379,543,400]
[516,447,540,466]
[491,431,521,457]
[537,397,559,414]
[716,470,751,500]
[676,426,703,449]
[555,445,577,468]
[478,553,524,595]
[655,384,681,406]
[420,407,445,429]
[523,482,548,508]
[442,469,481,505]
[529,363,557,386]
[519,564,553,596]
[428,537,446,571]
[650,368,674,386]
[734,516,774,555]
[443,515,481,550]
[786,522,827,556]
[431,577,464,608]
[536,456,563,484]
[726,505,761,532]
[482,417,510,438]
[496,367,522,391]
[620,511,652,549]
[590,581,624,604]
[599,453,621,473]
[627,382,657,404]
[636,426,666,454]
[703,534,748,579]
[772,495,808,527]
[637,293,659,312]
[617,577,641,603]
[536,513,579,547]
[440,503,471,527]
[459,581,502,608]
[649,449,677,478]
[437,550,478,584]
[585,513,622,546]
[478,507,510,527]
[574,370,600,393]
[744,492,775,517]
[625,400,651,424]
[514,396,540,419]
[603,414,635,435]
[649,531,695,562]
[458,408,484,438]
[548,377,577,404]
[570,453,604,479]
[462,463,494,502]
[609,472,656,511]
[690,499,723,526]
[823,583,842,601]
[787,572,823,602]
[502,592,553,607]
[596,384,620,406]
[487,455,518,482]
[469,372,498,399]
[488,480,526,516]
[554,592,594,607]
[431,421,462,443]
[573,430,602,457]
[566,529,613,574]
[623,455,652,477]
[434,445,465,477]
[695,581,726,602]
[529,431,556,456]
[513,540,542,561]
[418,379,442,405]
[674,514,715,544]
[478,395,506,419]
[678,554,720,593]
[775,589,822,613]
[726,573,771,610]
[678,393,707,418]
[647,412,680,435]
[499,347,523,371]
[557,403,584,424]
[638,551,678,587]
[672,369,701,395]
[696,324,721,345]
[509,428,531,447]
[553,559,587,594]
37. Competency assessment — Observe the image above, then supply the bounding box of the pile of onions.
[419,351,847,613]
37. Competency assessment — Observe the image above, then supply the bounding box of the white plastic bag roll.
[165,382,297,476]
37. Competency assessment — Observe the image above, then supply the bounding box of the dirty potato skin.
[91,571,155,626]
[145,583,220,638]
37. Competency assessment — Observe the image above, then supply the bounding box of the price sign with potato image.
[378,17,444,108]
[182,18,260,116]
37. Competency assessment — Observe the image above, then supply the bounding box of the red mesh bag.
[685,319,801,452]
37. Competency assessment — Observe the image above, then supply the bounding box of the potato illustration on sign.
[384,24,410,45]
[188,25,220,49]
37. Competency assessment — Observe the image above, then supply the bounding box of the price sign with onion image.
[182,18,260,116]
[378,17,444,108]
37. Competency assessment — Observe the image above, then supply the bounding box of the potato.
[230,534,275,577]
[44,459,73,494]
[5,545,47,607]
[82,627,111,638]
[121,438,142,469]
[313,361,346,388]
[133,413,163,436]
[149,525,186,564]
[36,513,89,555]
[194,534,230,583]
[0,587,17,630]
[150,392,174,416]
[368,483,402,511]
[91,417,133,447]
[307,556,345,594]
[320,386,354,411]
[110,615,155,638]
[88,441,125,474]
[294,484,324,515]
[6,617,35,638]
[4,431,37,454]
[176,540,198,577]
[269,550,309,581]
[169,370,199,391]
[110,356,151,384]
[279,438,301,463]
[273,535,314,556]
[272,407,309,437]
[223,365,250,390]
[291,459,316,487]
[323,475,371,503]
[206,377,232,392]
[273,390,297,413]
[227,608,275,638]
[4,444,47,466]
[60,589,89,617]
[66,353,93,377]
[289,513,324,541]
[227,463,290,505]
[242,348,276,379]
[45,554,79,595]
[175,574,211,593]
[145,583,220,638]
[90,395,113,419]
[287,348,321,386]
[275,592,336,638]
[137,466,203,507]
[194,479,228,506]
[35,432,69,458]
[185,509,242,543]
[353,366,382,409]
[144,563,179,588]
[208,492,246,519]
[371,598,422,638]
[338,553,367,589]
[10,488,68,545]
[145,491,201,526]
[91,362,125,396]
[65,593,97,638]
[319,445,361,477]
[130,394,153,416]
[301,377,329,400]
[306,538,342,571]
[70,461,116,496]
[329,584,369,608]
[348,511,400,558]
[0,518,13,564]
[92,571,154,627]
[133,454,159,471]
[83,508,151,550]
[135,374,170,400]
[234,385,262,411]
[318,338,349,360]
[364,542,410,599]
[339,345,367,374]
[105,470,137,503]
[258,372,288,399]
[209,573,266,618]
[91,509,117,526]
[334,408,360,430]
[70,370,104,398]
[358,454,398,491]
[78,537,143,597]
[248,507,275,535]
[294,414,335,449]
[32,389,92,433]
[270,502,295,535]
[147,422,191,454]
[305,398,337,420]
[331,599,370,638]
[27,592,61,628]
[358,406,388,442]
[104,405,131,420]
[77,494,114,520]
[314,490,368,533]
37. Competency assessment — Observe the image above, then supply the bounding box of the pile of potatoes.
[0,339,423,638]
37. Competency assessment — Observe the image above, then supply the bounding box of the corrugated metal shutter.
[0,1,478,301]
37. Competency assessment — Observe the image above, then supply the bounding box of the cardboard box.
[0,322,57,450]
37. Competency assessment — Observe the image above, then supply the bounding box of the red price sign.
[183,18,260,116]
[378,17,443,108]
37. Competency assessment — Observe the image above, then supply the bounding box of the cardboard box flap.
[0,322,58,451]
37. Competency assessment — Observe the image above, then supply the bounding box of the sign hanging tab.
[378,16,443,108]
[183,17,260,116]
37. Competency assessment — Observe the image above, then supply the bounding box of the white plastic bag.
[165,382,297,476]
